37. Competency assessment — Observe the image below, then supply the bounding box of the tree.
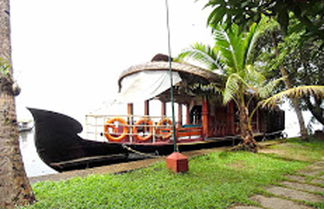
[261,85,324,111]
[0,0,35,208]
[203,0,324,42]
[258,17,324,133]
[203,1,315,139]
[178,22,282,152]
[276,31,324,126]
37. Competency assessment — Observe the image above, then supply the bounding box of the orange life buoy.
[133,118,154,141]
[156,118,173,140]
[104,118,129,142]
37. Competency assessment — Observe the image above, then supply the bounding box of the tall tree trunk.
[239,104,258,153]
[304,97,324,126]
[0,0,35,208]
[280,66,308,140]
[272,34,308,140]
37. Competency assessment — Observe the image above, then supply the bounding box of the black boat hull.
[29,108,131,172]
[28,108,281,172]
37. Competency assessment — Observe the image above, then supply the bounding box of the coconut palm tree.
[260,85,324,109]
[0,0,35,208]
[177,22,283,152]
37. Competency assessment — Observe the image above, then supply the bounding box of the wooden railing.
[85,114,203,143]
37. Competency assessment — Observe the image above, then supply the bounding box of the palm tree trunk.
[304,97,324,126]
[239,104,258,152]
[0,0,35,208]
[279,67,308,140]
[272,34,308,140]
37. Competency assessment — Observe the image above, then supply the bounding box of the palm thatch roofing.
[118,54,224,89]
[118,54,225,103]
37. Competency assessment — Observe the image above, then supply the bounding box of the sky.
[9,0,322,136]
[10,0,214,124]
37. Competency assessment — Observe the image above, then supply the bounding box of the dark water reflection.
[19,129,57,177]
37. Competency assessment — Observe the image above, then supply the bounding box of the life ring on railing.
[133,118,154,141]
[104,118,129,142]
[156,118,173,140]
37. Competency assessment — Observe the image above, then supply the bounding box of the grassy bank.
[25,138,324,209]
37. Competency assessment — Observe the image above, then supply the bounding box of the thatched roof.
[117,54,225,103]
[118,59,224,89]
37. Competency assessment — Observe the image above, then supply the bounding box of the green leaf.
[208,6,226,26]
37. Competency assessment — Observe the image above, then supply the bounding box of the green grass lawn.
[266,137,324,162]
[24,138,324,209]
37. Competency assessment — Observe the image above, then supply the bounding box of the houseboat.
[29,54,285,172]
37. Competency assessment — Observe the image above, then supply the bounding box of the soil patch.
[228,160,248,170]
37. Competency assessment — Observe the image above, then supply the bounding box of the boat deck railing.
[85,114,203,143]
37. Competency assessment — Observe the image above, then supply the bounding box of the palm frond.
[258,77,286,98]
[177,43,223,71]
[244,65,266,87]
[214,25,241,71]
[223,73,248,104]
[244,17,275,65]
[260,85,324,109]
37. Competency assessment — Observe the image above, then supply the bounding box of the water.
[19,129,57,177]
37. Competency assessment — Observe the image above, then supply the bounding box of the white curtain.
[114,70,182,103]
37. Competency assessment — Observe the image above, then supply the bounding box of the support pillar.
[127,103,134,124]
[127,103,134,142]
[144,100,150,116]
[127,103,134,116]
[202,97,209,138]
[185,103,190,124]
[161,101,166,117]
[177,103,182,128]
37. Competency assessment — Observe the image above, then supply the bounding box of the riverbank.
[24,137,324,209]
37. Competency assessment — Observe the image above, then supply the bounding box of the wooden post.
[185,103,190,124]
[202,97,209,138]
[177,103,183,128]
[161,101,166,117]
[127,103,134,142]
[127,103,134,116]
[144,100,150,116]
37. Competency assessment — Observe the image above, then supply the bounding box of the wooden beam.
[127,103,134,142]
[202,97,209,138]
[185,103,190,124]
[161,101,166,117]
[127,103,133,116]
[144,100,150,116]
[177,104,183,128]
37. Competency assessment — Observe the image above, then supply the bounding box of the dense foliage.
[203,0,324,42]
[257,18,324,126]
[177,20,286,151]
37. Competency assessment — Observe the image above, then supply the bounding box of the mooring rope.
[121,144,161,158]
